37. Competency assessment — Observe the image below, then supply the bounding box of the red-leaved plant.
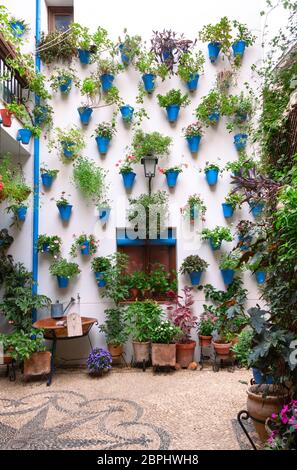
[166,286,197,343]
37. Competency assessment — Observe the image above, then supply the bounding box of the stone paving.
[0,367,259,450]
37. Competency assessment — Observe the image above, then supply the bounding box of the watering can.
[51,297,75,319]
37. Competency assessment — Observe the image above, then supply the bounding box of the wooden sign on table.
[67,312,83,337]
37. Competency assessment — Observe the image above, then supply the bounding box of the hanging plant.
[40,165,59,188]
[73,157,107,204]
[33,103,53,130]
[177,50,205,91]
[158,164,186,188]
[37,234,62,257]
[201,226,233,250]
[38,30,78,64]
[157,89,190,123]
[232,20,256,63]
[49,258,80,288]
[0,229,14,252]
[180,255,209,286]
[195,89,221,126]
[93,121,117,154]
[216,69,235,94]
[181,194,207,222]
[118,28,142,65]
[198,17,232,63]
[70,233,99,257]
[48,126,85,161]
[135,50,168,93]
[183,121,204,153]
[49,67,80,94]
[203,162,221,186]
[96,57,123,91]
[131,130,172,162]
[222,191,244,218]
[80,75,100,106]
[55,192,73,221]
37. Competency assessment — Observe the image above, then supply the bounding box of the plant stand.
[1,356,16,382]
[199,344,215,370]
[131,357,151,372]
[212,348,235,372]
[237,410,262,450]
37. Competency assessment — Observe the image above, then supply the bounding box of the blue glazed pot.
[166,171,179,188]
[208,42,221,62]
[61,141,75,158]
[120,105,134,122]
[16,206,27,221]
[99,207,111,222]
[255,271,266,284]
[41,173,53,188]
[119,43,129,65]
[57,204,72,221]
[222,203,234,218]
[78,48,91,64]
[186,135,201,153]
[122,171,136,189]
[205,168,219,186]
[95,136,111,154]
[35,106,49,126]
[186,73,199,92]
[234,133,248,151]
[17,128,32,145]
[59,78,72,93]
[95,272,107,288]
[232,40,246,58]
[250,202,264,218]
[208,111,220,124]
[166,105,180,122]
[162,49,173,61]
[10,21,25,37]
[80,239,90,255]
[190,206,199,221]
[100,74,114,91]
[220,269,235,285]
[236,111,248,123]
[210,239,221,251]
[189,271,203,286]
[238,235,252,251]
[42,242,50,253]
[57,276,69,289]
[78,107,93,125]
[142,73,156,93]
[252,368,274,385]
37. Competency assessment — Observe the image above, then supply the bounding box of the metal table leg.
[47,337,57,386]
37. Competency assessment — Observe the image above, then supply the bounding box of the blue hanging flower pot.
[166,105,180,122]
[95,136,111,155]
[16,206,27,221]
[119,43,129,65]
[57,204,72,221]
[238,235,252,251]
[208,111,220,124]
[42,242,50,253]
[95,272,107,288]
[122,171,136,189]
[10,21,25,37]
[250,202,264,218]
[186,135,201,153]
[17,128,32,145]
[57,276,69,288]
[100,74,114,91]
[78,48,91,64]
[190,206,199,222]
[208,42,221,63]
[222,203,234,218]
[78,106,93,125]
[120,105,134,122]
[35,106,49,126]
[255,271,266,284]
[59,78,72,93]
[234,133,248,151]
[80,240,90,255]
[142,73,156,93]
[189,271,203,286]
[99,207,111,223]
[61,141,75,158]
[186,73,199,92]
[41,173,54,188]
[220,269,235,285]
[205,169,219,186]
[162,49,173,61]
[210,239,221,251]
[165,171,179,188]
[232,40,246,58]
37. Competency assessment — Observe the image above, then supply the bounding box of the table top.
[33,316,97,331]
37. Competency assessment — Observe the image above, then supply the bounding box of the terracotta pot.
[0,109,12,127]
[132,341,150,363]
[231,336,239,345]
[23,351,51,377]
[176,341,196,368]
[212,340,232,356]
[199,335,212,347]
[108,344,123,358]
[151,343,176,367]
[143,289,152,299]
[129,288,139,300]
[247,385,288,442]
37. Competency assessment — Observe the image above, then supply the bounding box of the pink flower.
[271,413,277,419]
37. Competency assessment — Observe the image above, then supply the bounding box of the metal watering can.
[51,297,75,319]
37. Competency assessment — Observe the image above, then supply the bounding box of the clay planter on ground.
[129,288,139,300]
[151,343,176,367]
[108,344,123,358]
[23,351,51,378]
[212,340,232,356]
[247,384,288,442]
[199,335,212,347]
[176,341,196,368]
[132,341,150,364]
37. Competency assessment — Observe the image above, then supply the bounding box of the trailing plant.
[182,121,204,138]
[157,89,190,108]
[93,121,116,139]
[48,127,85,161]
[180,255,209,274]
[201,226,233,249]
[91,256,112,273]
[70,234,99,257]
[195,89,221,126]
[38,30,77,63]
[125,300,162,342]
[177,50,205,82]
[166,287,197,343]
[49,258,81,279]
[98,306,128,346]
[118,28,142,63]
[131,130,172,161]
[73,157,107,204]
[49,67,80,93]
[0,329,45,362]
[224,190,244,209]
[33,103,53,130]
[37,234,62,257]
[151,29,195,74]
[225,154,254,176]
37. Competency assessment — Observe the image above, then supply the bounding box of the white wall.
[1,0,264,363]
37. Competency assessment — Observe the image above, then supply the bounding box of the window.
[48,6,73,32]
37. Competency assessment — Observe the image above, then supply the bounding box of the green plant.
[80,75,100,106]
[201,226,233,249]
[182,193,207,219]
[177,50,205,82]
[157,89,190,108]
[37,234,62,257]
[232,20,256,47]
[125,271,148,296]
[131,130,172,161]
[73,157,107,204]
[40,165,59,178]
[70,234,98,257]
[128,191,169,237]
[149,264,173,296]
[6,101,29,121]
[48,127,85,161]
[197,310,218,336]
[93,121,116,139]
[224,191,244,209]
[97,57,123,77]
[182,121,204,138]
[55,192,71,206]
[158,165,184,175]
[0,157,31,207]
[198,16,233,55]
[98,306,128,346]
[71,22,92,50]
[91,256,112,273]
[99,253,130,304]
[125,300,162,342]
[0,6,27,45]
[180,255,209,274]
[135,50,168,80]
[0,229,13,252]
[195,89,221,125]
[204,162,221,172]
[0,329,45,362]
[118,28,142,63]
[225,155,254,175]
[231,329,253,367]
[49,67,80,93]
[49,258,81,279]
[150,320,182,344]
[33,103,53,130]
[219,249,242,270]
[216,69,235,94]
[116,155,136,174]
[38,30,77,63]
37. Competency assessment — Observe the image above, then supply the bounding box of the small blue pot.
[208,111,220,124]
[42,242,50,253]
[208,42,221,63]
[120,105,134,122]
[186,73,199,92]
[250,202,264,218]
[57,204,72,221]
[35,106,49,126]
[189,271,203,286]
[252,368,274,385]
[238,235,252,251]
[100,74,114,91]
[78,107,93,125]
[220,268,235,285]
[222,203,234,218]
[142,73,156,93]
[99,207,111,222]
[59,78,72,93]
[62,141,75,158]
[255,271,266,284]
[78,48,91,65]
[41,173,54,188]
[95,136,111,155]
[122,171,136,189]
[95,272,107,288]
[234,133,248,151]
[166,105,180,122]
[186,135,201,153]
[10,21,25,37]
[80,240,90,255]
[57,276,69,289]
[190,206,199,221]
[17,128,32,145]
[119,43,129,65]
[205,169,219,186]
[166,171,179,188]
[16,206,27,221]
[232,40,246,58]
[236,111,248,123]
[162,49,173,61]
[210,239,221,251]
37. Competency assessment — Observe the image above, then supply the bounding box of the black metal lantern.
[141,156,158,194]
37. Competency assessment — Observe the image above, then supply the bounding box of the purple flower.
[87,347,112,373]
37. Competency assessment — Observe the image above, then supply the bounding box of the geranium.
[182,121,204,138]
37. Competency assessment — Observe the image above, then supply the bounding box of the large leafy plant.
[0,329,45,362]
[131,130,172,161]
[177,50,205,81]
[166,287,197,343]
[157,89,190,108]
[125,300,162,342]
[98,306,128,346]
[201,226,233,249]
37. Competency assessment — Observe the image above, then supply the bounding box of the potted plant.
[180,255,209,286]
[232,20,256,61]
[49,67,80,94]
[182,122,204,153]
[92,121,116,155]
[33,103,53,129]
[177,50,205,92]
[249,197,265,218]
[135,51,168,93]
[118,29,142,65]
[120,104,134,123]
[195,89,221,126]
[149,264,174,299]
[0,107,12,127]
[222,92,253,124]
[48,127,85,161]
[222,191,243,218]
[40,165,59,188]
[98,253,130,305]
[86,348,112,376]
[197,309,218,347]
[246,253,267,285]
[230,329,253,368]
[49,258,80,288]
[98,306,128,358]
[97,199,112,224]
[182,193,207,223]
[157,89,190,123]
[265,400,297,449]
[78,76,100,124]
[38,30,78,64]
[151,320,182,368]
[55,192,72,221]
[0,229,13,252]
[204,162,221,186]
[219,249,241,285]
[70,233,98,257]
[9,17,29,38]
[131,130,172,162]
[236,220,253,250]
[158,164,184,188]
[125,300,162,366]
[201,226,233,250]
[37,234,62,257]
[125,271,148,299]
[97,58,123,91]
[71,23,94,64]
[198,17,232,63]
[117,156,137,189]
[73,157,107,204]
[91,256,112,287]
[224,155,254,177]
[212,329,234,357]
